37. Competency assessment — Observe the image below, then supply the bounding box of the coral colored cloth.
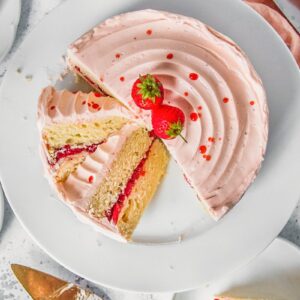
[245,0,300,66]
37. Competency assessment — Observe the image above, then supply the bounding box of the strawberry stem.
[137,74,161,102]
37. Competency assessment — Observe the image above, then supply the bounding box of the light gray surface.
[0,0,299,298]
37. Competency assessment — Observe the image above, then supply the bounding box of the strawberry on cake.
[38,86,169,241]
[67,9,269,219]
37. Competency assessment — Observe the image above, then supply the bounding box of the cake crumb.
[177,235,182,243]
[25,74,33,81]
[16,67,22,74]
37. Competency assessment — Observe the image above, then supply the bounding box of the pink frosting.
[37,86,136,130]
[68,9,269,219]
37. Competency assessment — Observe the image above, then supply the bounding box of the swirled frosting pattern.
[68,9,269,219]
[37,86,136,129]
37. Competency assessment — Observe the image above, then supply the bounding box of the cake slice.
[38,86,169,241]
[67,9,268,220]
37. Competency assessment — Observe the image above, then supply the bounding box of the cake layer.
[116,139,169,240]
[43,117,127,151]
[88,127,153,219]
[67,9,269,219]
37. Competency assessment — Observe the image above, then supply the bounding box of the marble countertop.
[0,0,299,299]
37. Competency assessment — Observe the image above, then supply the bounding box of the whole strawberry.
[152,104,187,142]
[131,74,164,110]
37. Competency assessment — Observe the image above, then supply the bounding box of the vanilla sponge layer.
[43,116,128,152]
[117,139,169,240]
[88,127,153,218]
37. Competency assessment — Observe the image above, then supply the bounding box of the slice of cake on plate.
[67,9,269,220]
[38,86,169,241]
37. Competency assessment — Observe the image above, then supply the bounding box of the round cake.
[66,9,269,219]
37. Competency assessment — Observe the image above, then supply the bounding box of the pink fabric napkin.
[245,0,300,66]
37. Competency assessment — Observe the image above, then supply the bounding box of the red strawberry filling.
[105,146,151,225]
[49,142,103,166]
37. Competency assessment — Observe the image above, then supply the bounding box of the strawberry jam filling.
[49,142,103,166]
[105,145,151,225]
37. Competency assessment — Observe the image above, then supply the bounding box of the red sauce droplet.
[199,145,207,154]
[88,176,94,183]
[115,53,121,59]
[206,155,211,161]
[223,97,229,103]
[208,137,215,143]
[197,106,202,110]
[190,112,198,121]
[92,103,100,110]
[120,76,125,82]
[146,29,152,35]
[94,92,102,97]
[74,66,81,72]
[88,103,91,107]
[166,53,173,59]
[82,101,86,105]
[50,105,55,110]
[198,113,202,118]
[189,73,199,80]
[184,92,189,97]
[250,100,255,106]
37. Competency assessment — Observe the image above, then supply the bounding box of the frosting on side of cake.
[67,9,269,219]
[37,86,136,129]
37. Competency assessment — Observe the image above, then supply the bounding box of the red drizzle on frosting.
[189,73,199,80]
[92,103,100,110]
[82,100,86,105]
[223,97,229,103]
[166,53,174,59]
[50,105,55,110]
[146,29,152,35]
[184,91,189,97]
[199,145,207,154]
[120,76,125,82]
[115,53,121,59]
[190,112,198,121]
[94,92,102,97]
[208,137,215,143]
[250,100,255,106]
[88,176,94,183]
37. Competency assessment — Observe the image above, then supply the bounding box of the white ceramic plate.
[176,238,300,299]
[0,0,21,63]
[0,185,4,231]
[0,0,299,293]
